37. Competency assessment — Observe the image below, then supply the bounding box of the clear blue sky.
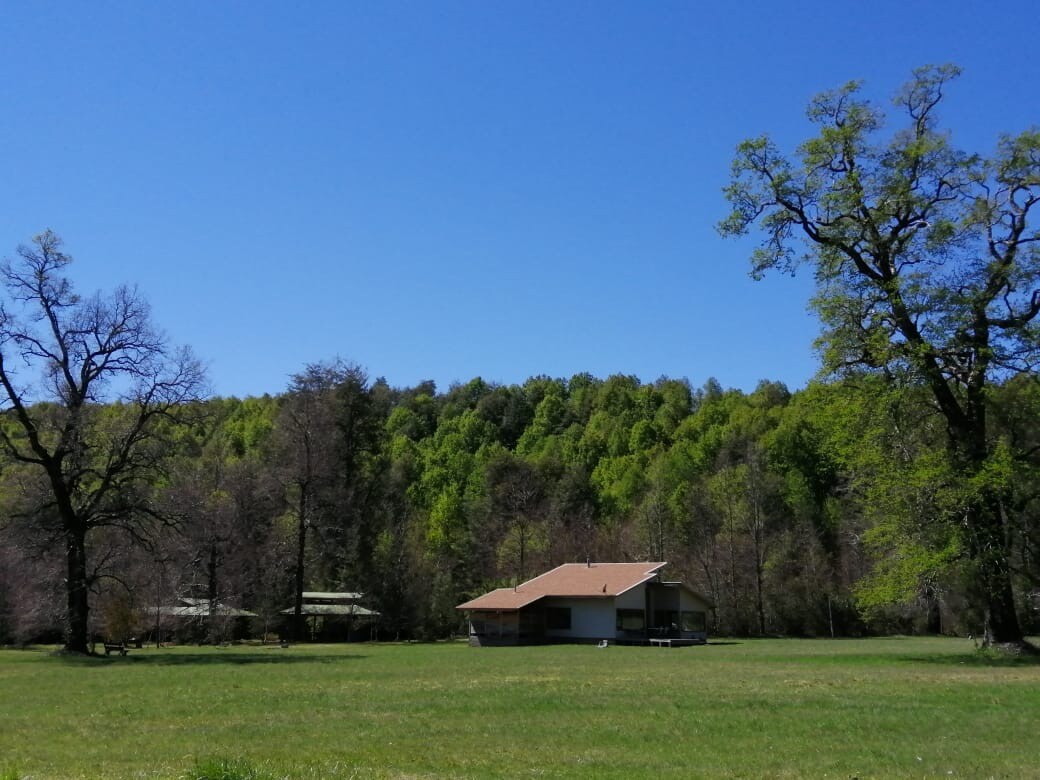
[1,2,1037,398]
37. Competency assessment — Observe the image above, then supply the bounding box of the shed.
[280,592,379,641]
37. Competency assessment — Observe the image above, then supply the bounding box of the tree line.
[2,356,1038,647]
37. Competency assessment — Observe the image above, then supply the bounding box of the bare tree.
[0,231,206,653]
[275,360,366,641]
[486,454,545,583]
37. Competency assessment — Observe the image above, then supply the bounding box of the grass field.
[1,637,1038,779]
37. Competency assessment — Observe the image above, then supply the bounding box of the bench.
[648,637,704,648]
[103,642,128,656]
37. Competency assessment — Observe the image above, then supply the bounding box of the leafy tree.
[652,378,694,440]
[516,388,568,457]
[0,231,205,653]
[220,395,277,458]
[721,66,1040,647]
[475,385,533,449]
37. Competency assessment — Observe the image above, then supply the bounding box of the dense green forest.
[1,365,1038,645]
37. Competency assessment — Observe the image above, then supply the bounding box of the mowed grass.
[1,637,1038,779]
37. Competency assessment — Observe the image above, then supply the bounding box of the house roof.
[456,562,667,611]
[455,588,545,611]
[158,599,257,618]
[301,592,363,601]
[279,604,379,617]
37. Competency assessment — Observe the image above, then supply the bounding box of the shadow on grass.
[898,651,1040,668]
[52,650,367,666]
[131,652,368,666]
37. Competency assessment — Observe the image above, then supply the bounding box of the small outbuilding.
[154,597,257,643]
[457,562,711,646]
[280,592,379,641]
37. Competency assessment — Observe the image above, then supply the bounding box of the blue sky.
[1,2,1037,398]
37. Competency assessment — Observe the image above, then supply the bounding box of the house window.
[546,607,571,630]
[616,609,645,632]
[681,610,706,633]
[654,610,678,630]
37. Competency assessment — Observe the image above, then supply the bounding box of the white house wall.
[543,598,615,640]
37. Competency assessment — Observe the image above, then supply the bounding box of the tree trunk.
[65,524,90,654]
[751,501,766,636]
[968,494,1023,646]
[292,488,308,642]
[207,543,219,642]
[950,405,1026,647]
[754,550,766,637]
[518,521,526,583]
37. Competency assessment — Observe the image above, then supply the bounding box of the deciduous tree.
[721,66,1040,647]
[0,231,205,653]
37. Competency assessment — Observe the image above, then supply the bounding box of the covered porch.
[466,607,546,646]
[613,581,709,645]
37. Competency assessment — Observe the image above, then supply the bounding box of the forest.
[1,359,1038,646]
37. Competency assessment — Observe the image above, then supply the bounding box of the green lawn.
[2,637,1038,778]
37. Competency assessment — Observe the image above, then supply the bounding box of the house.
[280,591,379,641]
[456,562,711,646]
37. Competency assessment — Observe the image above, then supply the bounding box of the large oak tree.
[0,232,205,653]
[720,66,1040,647]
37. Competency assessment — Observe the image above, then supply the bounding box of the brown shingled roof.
[455,588,546,611]
[456,562,667,611]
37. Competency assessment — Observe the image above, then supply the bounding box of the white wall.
[543,598,616,640]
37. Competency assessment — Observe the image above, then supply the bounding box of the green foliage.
[515,389,568,456]
[426,491,467,553]
[217,396,278,458]
[855,536,962,613]
[591,453,648,517]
